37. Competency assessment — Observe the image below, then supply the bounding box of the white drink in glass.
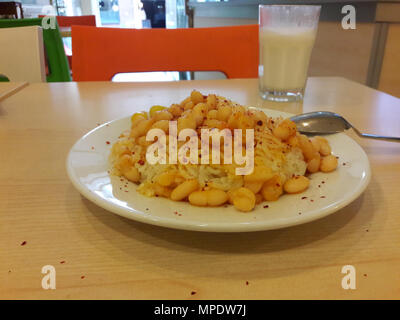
[259,27,317,91]
[259,5,321,102]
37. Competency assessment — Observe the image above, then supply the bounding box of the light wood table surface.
[0,82,28,102]
[1,77,400,299]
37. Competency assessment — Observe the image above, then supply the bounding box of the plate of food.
[66,91,371,232]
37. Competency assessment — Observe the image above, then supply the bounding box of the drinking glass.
[259,5,321,102]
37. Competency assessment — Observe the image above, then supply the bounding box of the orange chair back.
[39,15,96,27]
[39,15,96,70]
[71,25,259,81]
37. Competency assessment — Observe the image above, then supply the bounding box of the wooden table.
[1,78,400,299]
[0,82,28,102]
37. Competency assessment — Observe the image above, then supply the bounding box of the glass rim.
[259,4,321,9]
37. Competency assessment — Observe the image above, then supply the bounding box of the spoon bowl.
[290,111,400,142]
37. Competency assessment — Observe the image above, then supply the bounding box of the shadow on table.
[0,103,7,116]
[84,195,365,254]
[65,178,380,280]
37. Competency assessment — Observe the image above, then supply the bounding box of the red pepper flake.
[363,274,367,277]
[310,199,314,202]
[91,146,95,150]
[301,196,307,200]
[60,261,66,264]
[246,281,249,286]
[191,291,197,295]
[106,141,110,145]
[263,205,269,208]
[81,276,85,279]
[124,190,129,193]
[320,196,326,198]
[321,181,325,184]
[20,241,27,246]
[343,162,346,166]
[138,160,145,165]
[366,229,369,232]
[318,185,321,188]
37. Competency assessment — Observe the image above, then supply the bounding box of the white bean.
[261,176,283,201]
[170,179,199,201]
[283,176,310,194]
[307,153,321,173]
[231,187,256,212]
[320,155,338,172]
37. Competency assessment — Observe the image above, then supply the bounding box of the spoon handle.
[350,126,400,142]
[359,133,400,142]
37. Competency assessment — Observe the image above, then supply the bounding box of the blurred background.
[1,0,399,97]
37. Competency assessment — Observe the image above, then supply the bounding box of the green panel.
[0,74,10,82]
[0,18,71,82]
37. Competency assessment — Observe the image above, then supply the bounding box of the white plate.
[66,109,371,232]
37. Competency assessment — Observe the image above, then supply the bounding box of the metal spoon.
[290,111,400,142]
